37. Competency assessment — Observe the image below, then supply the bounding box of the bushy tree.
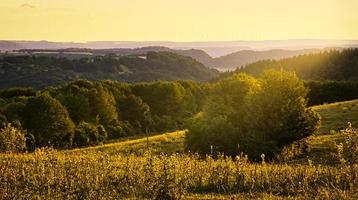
[56,85,92,124]
[22,93,75,147]
[89,85,118,125]
[118,94,152,133]
[73,122,107,147]
[0,123,26,153]
[3,102,26,122]
[186,73,260,156]
[56,81,118,126]
[186,70,320,160]
[245,70,321,159]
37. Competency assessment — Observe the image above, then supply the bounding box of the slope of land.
[2,100,357,199]
[69,100,358,164]
[12,47,326,71]
[300,100,358,164]
[233,49,358,80]
[207,49,322,70]
[69,130,186,155]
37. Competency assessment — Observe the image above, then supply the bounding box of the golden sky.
[1,0,357,42]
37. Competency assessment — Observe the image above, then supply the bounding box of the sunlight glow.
[0,0,357,41]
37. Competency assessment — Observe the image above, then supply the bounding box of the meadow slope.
[71,100,358,159]
[1,100,357,199]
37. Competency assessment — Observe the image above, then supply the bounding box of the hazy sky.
[1,0,357,42]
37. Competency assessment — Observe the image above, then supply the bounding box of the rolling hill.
[207,49,323,70]
[11,47,327,71]
[230,49,358,80]
[0,51,218,89]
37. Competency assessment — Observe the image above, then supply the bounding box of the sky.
[0,0,358,42]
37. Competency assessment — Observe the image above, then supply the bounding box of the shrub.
[73,122,108,147]
[338,123,358,164]
[0,123,26,153]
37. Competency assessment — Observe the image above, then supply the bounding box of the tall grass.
[1,149,357,199]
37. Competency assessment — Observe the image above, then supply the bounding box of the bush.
[0,123,26,153]
[337,123,358,164]
[73,122,108,147]
[186,70,321,160]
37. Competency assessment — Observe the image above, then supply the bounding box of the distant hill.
[0,51,218,89]
[207,49,323,70]
[228,49,358,81]
[12,47,329,71]
[3,41,358,71]
[16,46,214,65]
[2,39,358,57]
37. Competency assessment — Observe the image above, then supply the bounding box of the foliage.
[73,122,107,147]
[306,80,358,106]
[0,123,26,153]
[0,87,36,99]
[337,123,358,164]
[186,70,321,160]
[233,49,358,81]
[22,93,75,147]
[117,94,152,133]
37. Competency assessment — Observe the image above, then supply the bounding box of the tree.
[186,71,320,160]
[22,93,75,147]
[245,70,321,159]
[186,73,260,156]
[89,85,118,125]
[117,94,152,133]
[73,122,107,147]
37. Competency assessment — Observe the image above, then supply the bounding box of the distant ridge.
[1,39,358,57]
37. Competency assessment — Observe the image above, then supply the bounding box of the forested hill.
[0,51,218,89]
[16,46,213,65]
[207,49,322,70]
[226,49,358,80]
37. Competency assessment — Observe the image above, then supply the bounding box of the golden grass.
[68,130,186,155]
[312,99,358,134]
[1,100,358,199]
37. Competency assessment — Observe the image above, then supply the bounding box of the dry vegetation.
[1,149,357,199]
[1,100,358,199]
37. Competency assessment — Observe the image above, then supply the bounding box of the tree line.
[0,79,205,149]
[0,70,325,161]
[224,49,358,81]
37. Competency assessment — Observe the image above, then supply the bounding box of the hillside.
[13,47,327,71]
[0,51,218,89]
[313,99,358,133]
[70,130,186,155]
[207,49,322,70]
[70,100,358,163]
[295,99,358,164]
[233,49,358,80]
[16,46,214,64]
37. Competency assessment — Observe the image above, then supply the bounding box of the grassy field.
[302,99,358,164]
[69,130,186,155]
[313,99,358,134]
[1,100,357,199]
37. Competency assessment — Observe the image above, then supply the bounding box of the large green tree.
[22,93,75,147]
